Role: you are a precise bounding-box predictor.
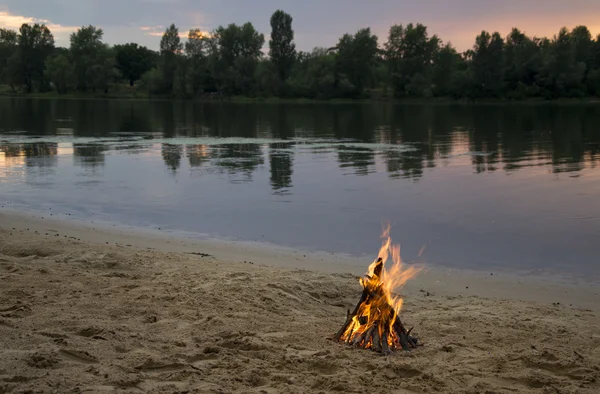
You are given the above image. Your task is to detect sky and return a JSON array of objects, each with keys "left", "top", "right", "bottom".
[{"left": 2, "top": 0, "right": 600, "bottom": 52}]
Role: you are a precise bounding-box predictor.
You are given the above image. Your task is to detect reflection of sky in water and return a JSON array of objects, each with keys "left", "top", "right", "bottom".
[{"left": 1, "top": 101, "right": 600, "bottom": 283}]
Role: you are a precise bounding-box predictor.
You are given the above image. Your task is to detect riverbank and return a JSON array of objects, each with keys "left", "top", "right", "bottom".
[
  {"left": 0, "top": 211, "right": 599, "bottom": 393},
  {"left": 3, "top": 89, "right": 600, "bottom": 105}
]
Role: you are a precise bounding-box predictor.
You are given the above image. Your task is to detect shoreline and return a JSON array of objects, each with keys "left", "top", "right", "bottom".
[
  {"left": 3, "top": 93, "right": 600, "bottom": 105},
  {"left": 1, "top": 209, "right": 598, "bottom": 310},
  {"left": 1, "top": 209, "right": 599, "bottom": 392}
]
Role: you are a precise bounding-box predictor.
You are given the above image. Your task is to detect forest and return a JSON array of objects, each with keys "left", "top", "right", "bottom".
[{"left": 1, "top": 9, "right": 600, "bottom": 100}]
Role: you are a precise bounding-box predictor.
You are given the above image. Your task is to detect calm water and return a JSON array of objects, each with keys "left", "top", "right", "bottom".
[{"left": 1, "top": 98, "right": 599, "bottom": 281}]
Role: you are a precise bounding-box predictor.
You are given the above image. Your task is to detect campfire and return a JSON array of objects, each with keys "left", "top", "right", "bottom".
[{"left": 333, "top": 226, "right": 421, "bottom": 354}]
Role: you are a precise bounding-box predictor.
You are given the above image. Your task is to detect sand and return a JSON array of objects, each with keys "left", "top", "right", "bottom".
[{"left": 0, "top": 211, "right": 599, "bottom": 393}]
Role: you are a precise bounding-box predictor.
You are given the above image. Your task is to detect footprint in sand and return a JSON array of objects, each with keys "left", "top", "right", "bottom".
[
  {"left": 59, "top": 349, "right": 99, "bottom": 364},
  {"left": 186, "top": 353, "right": 219, "bottom": 366},
  {"left": 0, "top": 303, "right": 32, "bottom": 318},
  {"left": 76, "top": 326, "right": 104, "bottom": 338},
  {"left": 134, "top": 359, "right": 185, "bottom": 372},
  {"left": 26, "top": 352, "right": 60, "bottom": 369}
]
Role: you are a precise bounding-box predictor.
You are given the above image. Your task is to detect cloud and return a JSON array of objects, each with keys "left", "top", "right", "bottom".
[{"left": 0, "top": 10, "right": 78, "bottom": 34}]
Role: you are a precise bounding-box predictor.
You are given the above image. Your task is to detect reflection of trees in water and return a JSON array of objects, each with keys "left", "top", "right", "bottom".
[
  {"left": 186, "top": 144, "right": 210, "bottom": 167},
  {"left": 3, "top": 100, "right": 600, "bottom": 179},
  {"left": 211, "top": 144, "right": 264, "bottom": 180},
  {"left": 119, "top": 106, "right": 153, "bottom": 134},
  {"left": 22, "top": 143, "right": 57, "bottom": 161},
  {"left": 269, "top": 143, "right": 294, "bottom": 191},
  {"left": 73, "top": 144, "right": 106, "bottom": 168},
  {"left": 73, "top": 101, "right": 121, "bottom": 136},
  {"left": 0, "top": 100, "right": 54, "bottom": 135},
  {"left": 586, "top": 143, "right": 600, "bottom": 170},
  {"left": 0, "top": 143, "right": 58, "bottom": 173},
  {"left": 166, "top": 143, "right": 265, "bottom": 179},
  {"left": 267, "top": 108, "right": 294, "bottom": 191},
  {"left": 161, "top": 144, "right": 183, "bottom": 173},
  {"left": 4, "top": 143, "right": 58, "bottom": 167},
  {"left": 546, "top": 109, "right": 587, "bottom": 174},
  {"left": 382, "top": 106, "right": 450, "bottom": 179},
  {"left": 1, "top": 143, "right": 25, "bottom": 158},
  {"left": 383, "top": 151, "right": 425, "bottom": 179},
  {"left": 337, "top": 147, "right": 375, "bottom": 176}
]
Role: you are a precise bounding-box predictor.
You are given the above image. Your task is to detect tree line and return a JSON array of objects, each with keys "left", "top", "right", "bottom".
[{"left": 2, "top": 10, "right": 600, "bottom": 100}]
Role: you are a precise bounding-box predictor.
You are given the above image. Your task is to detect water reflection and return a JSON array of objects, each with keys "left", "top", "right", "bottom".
[
  {"left": 2, "top": 99, "right": 600, "bottom": 279},
  {"left": 337, "top": 147, "right": 376, "bottom": 176},
  {"left": 73, "top": 144, "right": 106, "bottom": 168},
  {"left": 1, "top": 99, "right": 600, "bottom": 188},
  {"left": 161, "top": 144, "right": 183, "bottom": 173},
  {"left": 0, "top": 142, "right": 58, "bottom": 168},
  {"left": 212, "top": 144, "right": 264, "bottom": 181},
  {"left": 186, "top": 144, "right": 209, "bottom": 167},
  {"left": 269, "top": 142, "right": 294, "bottom": 192}
]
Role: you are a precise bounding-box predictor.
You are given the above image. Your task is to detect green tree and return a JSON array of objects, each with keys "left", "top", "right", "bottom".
[
  {"left": 140, "top": 67, "right": 163, "bottom": 94},
  {"left": 385, "top": 23, "right": 440, "bottom": 97},
  {"left": 15, "top": 23, "right": 55, "bottom": 92},
  {"left": 587, "top": 68, "right": 600, "bottom": 96},
  {"left": 185, "top": 29, "right": 207, "bottom": 58},
  {"left": 172, "top": 57, "right": 189, "bottom": 98},
  {"left": 255, "top": 59, "right": 280, "bottom": 96},
  {"left": 160, "top": 23, "right": 183, "bottom": 55},
  {"left": 213, "top": 22, "right": 264, "bottom": 95},
  {"left": 45, "top": 53, "right": 75, "bottom": 93},
  {"left": 287, "top": 48, "right": 338, "bottom": 99},
  {"left": 85, "top": 46, "right": 116, "bottom": 93},
  {"left": 0, "top": 29, "right": 17, "bottom": 87},
  {"left": 571, "top": 25, "right": 593, "bottom": 67},
  {"left": 215, "top": 22, "right": 264, "bottom": 65},
  {"left": 202, "top": 34, "right": 221, "bottom": 93},
  {"left": 114, "top": 43, "right": 156, "bottom": 86},
  {"left": 5, "top": 51, "right": 23, "bottom": 92},
  {"left": 159, "top": 23, "right": 183, "bottom": 93},
  {"left": 537, "top": 27, "right": 585, "bottom": 97},
  {"left": 335, "top": 28, "right": 379, "bottom": 97},
  {"left": 570, "top": 25, "right": 595, "bottom": 94},
  {"left": 432, "top": 43, "right": 463, "bottom": 97},
  {"left": 471, "top": 31, "right": 505, "bottom": 97},
  {"left": 503, "top": 28, "right": 541, "bottom": 97},
  {"left": 588, "top": 33, "right": 600, "bottom": 95},
  {"left": 269, "top": 10, "right": 296, "bottom": 82},
  {"left": 185, "top": 29, "right": 210, "bottom": 96},
  {"left": 70, "top": 25, "right": 106, "bottom": 91},
  {"left": 592, "top": 34, "right": 600, "bottom": 70}
]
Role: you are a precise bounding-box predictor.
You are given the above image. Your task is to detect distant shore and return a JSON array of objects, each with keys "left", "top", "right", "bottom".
[
  {"left": 3, "top": 90, "right": 600, "bottom": 105},
  {"left": 0, "top": 208, "right": 598, "bottom": 392}
]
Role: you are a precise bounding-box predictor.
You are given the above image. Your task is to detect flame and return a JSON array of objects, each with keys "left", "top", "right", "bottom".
[{"left": 341, "top": 224, "right": 421, "bottom": 348}]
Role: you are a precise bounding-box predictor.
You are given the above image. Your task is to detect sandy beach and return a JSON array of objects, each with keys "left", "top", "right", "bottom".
[{"left": 1, "top": 211, "right": 599, "bottom": 393}]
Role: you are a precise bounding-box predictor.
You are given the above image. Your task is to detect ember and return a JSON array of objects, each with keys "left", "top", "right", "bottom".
[{"left": 333, "top": 225, "right": 421, "bottom": 354}]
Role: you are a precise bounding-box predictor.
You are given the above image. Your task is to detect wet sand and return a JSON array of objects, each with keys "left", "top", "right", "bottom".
[{"left": 0, "top": 210, "right": 599, "bottom": 393}]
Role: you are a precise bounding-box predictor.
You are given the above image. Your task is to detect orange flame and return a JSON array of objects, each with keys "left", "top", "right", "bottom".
[{"left": 341, "top": 224, "right": 421, "bottom": 347}]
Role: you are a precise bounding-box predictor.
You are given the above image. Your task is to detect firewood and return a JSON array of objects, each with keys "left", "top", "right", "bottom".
[
  {"left": 381, "top": 329, "right": 390, "bottom": 354},
  {"left": 333, "top": 309, "right": 352, "bottom": 341},
  {"left": 360, "top": 325, "right": 376, "bottom": 347},
  {"left": 333, "top": 239, "right": 421, "bottom": 353},
  {"left": 397, "top": 330, "right": 410, "bottom": 351},
  {"left": 371, "top": 327, "right": 381, "bottom": 352},
  {"left": 352, "top": 324, "right": 373, "bottom": 347},
  {"left": 333, "top": 288, "right": 370, "bottom": 341}
]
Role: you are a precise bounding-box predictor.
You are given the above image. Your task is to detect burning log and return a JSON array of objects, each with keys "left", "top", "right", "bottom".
[{"left": 333, "top": 228, "right": 421, "bottom": 353}]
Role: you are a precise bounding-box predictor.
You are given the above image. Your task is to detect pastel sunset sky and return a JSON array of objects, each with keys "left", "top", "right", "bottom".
[{"left": 2, "top": 0, "right": 600, "bottom": 51}]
